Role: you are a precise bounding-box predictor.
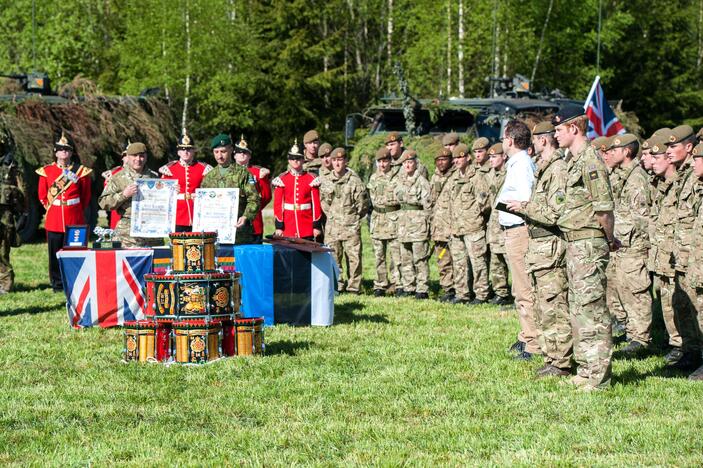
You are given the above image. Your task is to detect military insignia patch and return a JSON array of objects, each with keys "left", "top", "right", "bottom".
[
  {"left": 589, "top": 170, "right": 598, "bottom": 180},
  {"left": 555, "top": 190, "right": 565, "bottom": 204},
  {"left": 248, "top": 175, "right": 256, "bottom": 184}
]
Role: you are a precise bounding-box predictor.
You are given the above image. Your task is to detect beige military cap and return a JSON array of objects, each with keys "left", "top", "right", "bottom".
[
  {"left": 126, "top": 142, "right": 147, "bottom": 155},
  {"left": 607, "top": 133, "right": 638, "bottom": 150},
  {"left": 488, "top": 143, "right": 504, "bottom": 155},
  {"left": 303, "top": 130, "right": 320, "bottom": 144},
  {"left": 665, "top": 125, "right": 695, "bottom": 145},
  {"left": 452, "top": 144, "right": 470, "bottom": 158},
  {"left": 442, "top": 132, "right": 460, "bottom": 146},
  {"left": 435, "top": 148, "right": 452, "bottom": 159},
  {"left": 532, "top": 121, "right": 554, "bottom": 135},
  {"left": 472, "top": 137, "right": 490, "bottom": 151}
]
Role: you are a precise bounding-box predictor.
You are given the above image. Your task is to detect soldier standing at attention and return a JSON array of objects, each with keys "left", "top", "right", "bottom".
[
  {"left": 102, "top": 142, "right": 128, "bottom": 230},
  {"left": 448, "top": 143, "right": 491, "bottom": 304},
  {"left": 368, "top": 147, "right": 401, "bottom": 297},
  {"left": 273, "top": 140, "right": 322, "bottom": 240},
  {"left": 429, "top": 147, "right": 455, "bottom": 302},
  {"left": 302, "top": 130, "right": 322, "bottom": 175},
  {"left": 233, "top": 135, "right": 271, "bottom": 243},
  {"left": 0, "top": 144, "right": 26, "bottom": 294},
  {"left": 318, "top": 143, "right": 333, "bottom": 178},
  {"left": 159, "top": 129, "right": 213, "bottom": 232},
  {"left": 98, "top": 142, "right": 160, "bottom": 248},
  {"left": 553, "top": 106, "right": 617, "bottom": 391},
  {"left": 603, "top": 134, "right": 652, "bottom": 355},
  {"left": 386, "top": 132, "right": 429, "bottom": 179},
  {"left": 473, "top": 137, "right": 492, "bottom": 177},
  {"left": 442, "top": 132, "right": 460, "bottom": 154},
  {"left": 507, "top": 121, "right": 569, "bottom": 375},
  {"left": 394, "top": 150, "right": 432, "bottom": 299},
  {"left": 486, "top": 143, "right": 511, "bottom": 305},
  {"left": 498, "top": 120, "right": 539, "bottom": 360},
  {"left": 320, "top": 147, "right": 369, "bottom": 294},
  {"left": 37, "top": 132, "right": 92, "bottom": 291},
  {"left": 200, "top": 134, "right": 260, "bottom": 245}
]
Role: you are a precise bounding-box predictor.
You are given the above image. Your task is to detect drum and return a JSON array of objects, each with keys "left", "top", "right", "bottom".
[
  {"left": 169, "top": 231, "right": 217, "bottom": 272},
  {"left": 144, "top": 272, "right": 237, "bottom": 321},
  {"left": 123, "top": 320, "right": 157, "bottom": 362},
  {"left": 173, "top": 320, "right": 222, "bottom": 364},
  {"left": 221, "top": 320, "right": 236, "bottom": 357},
  {"left": 234, "top": 317, "right": 265, "bottom": 356},
  {"left": 155, "top": 322, "right": 172, "bottom": 362}
]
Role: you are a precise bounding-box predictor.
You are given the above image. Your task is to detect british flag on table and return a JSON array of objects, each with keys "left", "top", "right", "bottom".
[
  {"left": 57, "top": 249, "right": 153, "bottom": 328},
  {"left": 584, "top": 75, "right": 626, "bottom": 140}
]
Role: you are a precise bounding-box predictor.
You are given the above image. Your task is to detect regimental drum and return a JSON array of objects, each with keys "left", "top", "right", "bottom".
[
  {"left": 123, "top": 320, "right": 157, "bottom": 362},
  {"left": 144, "top": 272, "right": 239, "bottom": 321},
  {"left": 234, "top": 317, "right": 265, "bottom": 356},
  {"left": 169, "top": 231, "right": 217, "bottom": 272},
  {"left": 155, "top": 322, "right": 172, "bottom": 362},
  {"left": 173, "top": 320, "right": 222, "bottom": 363}
]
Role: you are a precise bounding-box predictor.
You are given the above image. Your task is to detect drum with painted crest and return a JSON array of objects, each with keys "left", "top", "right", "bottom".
[
  {"left": 123, "top": 320, "right": 157, "bottom": 362},
  {"left": 173, "top": 320, "right": 222, "bottom": 363},
  {"left": 234, "top": 317, "right": 265, "bottom": 356},
  {"left": 169, "top": 231, "right": 217, "bottom": 273}
]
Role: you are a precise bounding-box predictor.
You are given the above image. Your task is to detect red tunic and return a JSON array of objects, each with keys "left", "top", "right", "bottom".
[
  {"left": 273, "top": 170, "right": 322, "bottom": 238},
  {"left": 102, "top": 165, "right": 124, "bottom": 229},
  {"left": 246, "top": 165, "right": 272, "bottom": 235},
  {"left": 37, "top": 162, "right": 92, "bottom": 233},
  {"left": 159, "top": 160, "right": 213, "bottom": 227}
]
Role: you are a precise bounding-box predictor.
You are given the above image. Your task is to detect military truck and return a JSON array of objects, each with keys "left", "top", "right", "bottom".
[{"left": 0, "top": 72, "right": 177, "bottom": 241}]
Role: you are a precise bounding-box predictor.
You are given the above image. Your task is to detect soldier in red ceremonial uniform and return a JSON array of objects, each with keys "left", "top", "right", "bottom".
[
  {"left": 233, "top": 135, "right": 271, "bottom": 243},
  {"left": 37, "top": 132, "right": 92, "bottom": 291},
  {"left": 159, "top": 129, "right": 213, "bottom": 231},
  {"left": 101, "top": 142, "right": 128, "bottom": 230},
  {"left": 273, "top": 140, "right": 322, "bottom": 240}
]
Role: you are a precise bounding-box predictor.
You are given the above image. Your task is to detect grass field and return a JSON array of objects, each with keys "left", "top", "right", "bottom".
[{"left": 2, "top": 225, "right": 703, "bottom": 465}]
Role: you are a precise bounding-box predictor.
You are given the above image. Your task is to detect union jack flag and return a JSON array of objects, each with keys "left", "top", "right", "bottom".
[
  {"left": 584, "top": 75, "right": 626, "bottom": 139},
  {"left": 57, "top": 249, "right": 153, "bottom": 328}
]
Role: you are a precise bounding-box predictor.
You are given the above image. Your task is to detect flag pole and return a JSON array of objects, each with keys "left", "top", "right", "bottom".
[
  {"left": 596, "top": 0, "right": 602, "bottom": 75},
  {"left": 584, "top": 75, "right": 600, "bottom": 111}
]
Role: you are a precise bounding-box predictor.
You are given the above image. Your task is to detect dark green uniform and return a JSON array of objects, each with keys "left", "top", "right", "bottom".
[{"left": 0, "top": 154, "right": 25, "bottom": 293}]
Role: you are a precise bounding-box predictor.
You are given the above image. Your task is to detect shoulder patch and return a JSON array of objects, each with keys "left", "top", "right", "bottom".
[
  {"left": 310, "top": 176, "right": 321, "bottom": 187},
  {"left": 201, "top": 163, "right": 213, "bottom": 175},
  {"left": 589, "top": 170, "right": 599, "bottom": 180},
  {"left": 35, "top": 167, "right": 47, "bottom": 177},
  {"left": 248, "top": 174, "right": 256, "bottom": 184},
  {"left": 555, "top": 190, "right": 565, "bottom": 204},
  {"left": 101, "top": 169, "right": 113, "bottom": 180}
]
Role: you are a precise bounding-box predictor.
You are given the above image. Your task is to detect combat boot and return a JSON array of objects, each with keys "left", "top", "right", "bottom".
[
  {"left": 513, "top": 351, "right": 534, "bottom": 361},
  {"left": 536, "top": 364, "right": 570, "bottom": 378},
  {"left": 667, "top": 351, "right": 701, "bottom": 371},
  {"left": 373, "top": 289, "right": 385, "bottom": 297},
  {"left": 469, "top": 298, "right": 488, "bottom": 305},
  {"left": 450, "top": 297, "right": 469, "bottom": 305},
  {"left": 489, "top": 295, "right": 512, "bottom": 305},
  {"left": 688, "top": 364, "right": 703, "bottom": 381},
  {"left": 415, "top": 292, "right": 429, "bottom": 300},
  {"left": 439, "top": 291, "right": 455, "bottom": 303},
  {"left": 664, "top": 347, "right": 684, "bottom": 365},
  {"left": 508, "top": 340, "right": 525, "bottom": 354},
  {"left": 620, "top": 341, "right": 648, "bottom": 356}
]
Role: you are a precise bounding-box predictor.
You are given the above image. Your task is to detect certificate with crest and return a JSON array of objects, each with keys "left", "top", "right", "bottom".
[
  {"left": 193, "top": 188, "right": 240, "bottom": 244},
  {"left": 130, "top": 179, "right": 178, "bottom": 237}
]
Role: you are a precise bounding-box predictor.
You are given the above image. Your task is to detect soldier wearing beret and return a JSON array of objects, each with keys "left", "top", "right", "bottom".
[
  {"left": 367, "top": 147, "right": 402, "bottom": 296},
  {"left": 442, "top": 132, "right": 460, "bottom": 153},
  {"left": 159, "top": 129, "right": 213, "bottom": 232},
  {"left": 385, "top": 132, "right": 429, "bottom": 180},
  {"left": 200, "top": 134, "right": 261, "bottom": 244},
  {"left": 318, "top": 143, "right": 333, "bottom": 178},
  {"left": 302, "top": 129, "right": 322, "bottom": 174},
  {"left": 447, "top": 143, "right": 491, "bottom": 304},
  {"left": 38, "top": 132, "right": 92, "bottom": 291},
  {"left": 233, "top": 135, "right": 271, "bottom": 243},
  {"left": 320, "top": 147, "right": 369, "bottom": 294},
  {"left": 485, "top": 143, "right": 511, "bottom": 305},
  {"left": 102, "top": 141, "right": 128, "bottom": 230},
  {"left": 552, "top": 106, "right": 617, "bottom": 390},
  {"left": 99, "top": 142, "right": 160, "bottom": 248},
  {"left": 429, "top": 147, "right": 455, "bottom": 302}
]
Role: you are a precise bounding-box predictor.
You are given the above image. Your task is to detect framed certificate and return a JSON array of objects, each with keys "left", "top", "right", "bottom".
[
  {"left": 130, "top": 179, "right": 178, "bottom": 238},
  {"left": 192, "top": 188, "right": 240, "bottom": 244}
]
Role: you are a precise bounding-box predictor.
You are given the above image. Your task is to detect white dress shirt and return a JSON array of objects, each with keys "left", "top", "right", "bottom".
[{"left": 498, "top": 149, "right": 536, "bottom": 226}]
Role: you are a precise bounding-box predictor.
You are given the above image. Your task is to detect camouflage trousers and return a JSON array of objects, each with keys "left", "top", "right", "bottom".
[
  {"left": 450, "top": 231, "right": 489, "bottom": 301},
  {"left": 531, "top": 266, "right": 572, "bottom": 369},
  {"left": 608, "top": 252, "right": 653, "bottom": 345},
  {"left": 656, "top": 275, "right": 682, "bottom": 348},
  {"left": 673, "top": 272, "right": 702, "bottom": 352},
  {"left": 489, "top": 248, "right": 510, "bottom": 298},
  {"left": 371, "top": 237, "right": 401, "bottom": 291},
  {"left": 0, "top": 225, "right": 13, "bottom": 293},
  {"left": 330, "top": 235, "right": 363, "bottom": 293},
  {"left": 679, "top": 280, "right": 703, "bottom": 347},
  {"left": 433, "top": 240, "right": 453, "bottom": 293},
  {"left": 566, "top": 238, "right": 612, "bottom": 389},
  {"left": 400, "top": 241, "right": 430, "bottom": 294}
]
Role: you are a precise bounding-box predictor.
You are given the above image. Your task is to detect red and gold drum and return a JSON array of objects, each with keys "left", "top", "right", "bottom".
[
  {"left": 155, "top": 322, "right": 172, "bottom": 362},
  {"left": 234, "top": 317, "right": 265, "bottom": 356},
  {"left": 169, "top": 231, "right": 217, "bottom": 272},
  {"left": 123, "top": 320, "right": 157, "bottom": 362},
  {"left": 173, "top": 320, "right": 222, "bottom": 364}
]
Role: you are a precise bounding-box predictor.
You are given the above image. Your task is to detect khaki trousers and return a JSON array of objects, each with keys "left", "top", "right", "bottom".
[{"left": 504, "top": 225, "right": 539, "bottom": 354}]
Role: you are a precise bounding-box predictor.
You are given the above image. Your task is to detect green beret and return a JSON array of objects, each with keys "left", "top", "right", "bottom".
[
  {"left": 552, "top": 105, "right": 585, "bottom": 126},
  {"left": 211, "top": 133, "right": 232, "bottom": 149},
  {"left": 126, "top": 142, "right": 147, "bottom": 155},
  {"left": 442, "top": 132, "right": 460, "bottom": 146},
  {"left": 435, "top": 148, "right": 452, "bottom": 159},
  {"left": 607, "top": 133, "right": 638, "bottom": 150},
  {"left": 665, "top": 125, "right": 694, "bottom": 145},
  {"left": 385, "top": 132, "right": 402, "bottom": 144},
  {"left": 375, "top": 147, "right": 391, "bottom": 160},
  {"left": 532, "top": 121, "right": 554, "bottom": 135},
  {"left": 452, "top": 144, "right": 469, "bottom": 159},
  {"left": 472, "top": 137, "right": 490, "bottom": 151},
  {"left": 488, "top": 143, "right": 504, "bottom": 155}
]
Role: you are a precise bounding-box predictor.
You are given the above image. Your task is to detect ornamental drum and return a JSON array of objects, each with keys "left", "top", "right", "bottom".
[
  {"left": 234, "top": 317, "right": 265, "bottom": 356},
  {"left": 123, "top": 320, "right": 157, "bottom": 362},
  {"left": 169, "top": 231, "right": 217, "bottom": 273},
  {"left": 173, "top": 320, "right": 222, "bottom": 364}
]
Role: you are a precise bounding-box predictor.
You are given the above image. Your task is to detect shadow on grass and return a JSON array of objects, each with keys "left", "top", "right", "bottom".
[
  {"left": 266, "top": 339, "right": 312, "bottom": 356},
  {"left": 0, "top": 303, "right": 61, "bottom": 317},
  {"left": 11, "top": 282, "right": 53, "bottom": 293},
  {"left": 616, "top": 363, "right": 691, "bottom": 385},
  {"left": 335, "top": 301, "right": 389, "bottom": 324}
]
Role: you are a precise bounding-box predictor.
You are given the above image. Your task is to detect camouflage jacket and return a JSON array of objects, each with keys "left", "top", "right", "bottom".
[
  {"left": 448, "top": 166, "right": 490, "bottom": 236},
  {"left": 686, "top": 181, "right": 703, "bottom": 288},
  {"left": 486, "top": 167, "right": 506, "bottom": 251},
  {"left": 367, "top": 168, "right": 399, "bottom": 240},
  {"left": 319, "top": 169, "right": 369, "bottom": 241},
  {"left": 613, "top": 159, "right": 651, "bottom": 253},
  {"left": 646, "top": 174, "right": 660, "bottom": 271},
  {"left": 394, "top": 171, "right": 431, "bottom": 242},
  {"left": 652, "top": 173, "right": 679, "bottom": 277},
  {"left": 391, "top": 156, "right": 429, "bottom": 180},
  {"left": 303, "top": 158, "right": 323, "bottom": 175},
  {"left": 557, "top": 144, "right": 614, "bottom": 233},
  {"left": 673, "top": 159, "right": 703, "bottom": 273},
  {"left": 200, "top": 164, "right": 260, "bottom": 222},
  {"left": 0, "top": 159, "right": 26, "bottom": 226},
  {"left": 429, "top": 166, "right": 455, "bottom": 242}
]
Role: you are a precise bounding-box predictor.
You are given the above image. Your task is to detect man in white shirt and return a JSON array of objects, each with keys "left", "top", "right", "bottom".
[{"left": 498, "top": 120, "right": 539, "bottom": 360}]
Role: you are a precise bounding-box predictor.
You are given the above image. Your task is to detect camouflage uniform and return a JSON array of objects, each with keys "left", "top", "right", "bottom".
[
  {"left": 201, "top": 163, "right": 261, "bottom": 245},
  {"left": 320, "top": 169, "right": 369, "bottom": 293},
  {"left": 486, "top": 167, "right": 510, "bottom": 299},
  {"left": 609, "top": 159, "right": 652, "bottom": 345},
  {"left": 512, "top": 149, "right": 570, "bottom": 369},
  {"left": 605, "top": 168, "right": 626, "bottom": 333},
  {"left": 0, "top": 155, "right": 25, "bottom": 293},
  {"left": 429, "top": 166, "right": 455, "bottom": 295},
  {"left": 684, "top": 182, "right": 703, "bottom": 353},
  {"left": 391, "top": 156, "right": 429, "bottom": 180},
  {"left": 448, "top": 166, "right": 491, "bottom": 301},
  {"left": 394, "top": 170, "right": 431, "bottom": 294},
  {"left": 367, "top": 168, "right": 401, "bottom": 291},
  {"left": 557, "top": 144, "right": 614, "bottom": 389},
  {"left": 99, "top": 165, "right": 162, "bottom": 248}
]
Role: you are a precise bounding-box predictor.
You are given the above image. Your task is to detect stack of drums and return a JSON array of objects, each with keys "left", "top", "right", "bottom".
[{"left": 123, "top": 231, "right": 264, "bottom": 364}]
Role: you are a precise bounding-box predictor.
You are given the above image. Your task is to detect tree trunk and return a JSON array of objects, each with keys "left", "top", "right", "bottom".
[
  {"left": 531, "top": 0, "right": 554, "bottom": 83},
  {"left": 387, "top": 0, "right": 393, "bottom": 92},
  {"left": 458, "top": 0, "right": 464, "bottom": 98},
  {"left": 181, "top": 0, "right": 191, "bottom": 132},
  {"left": 447, "top": 0, "right": 452, "bottom": 97}
]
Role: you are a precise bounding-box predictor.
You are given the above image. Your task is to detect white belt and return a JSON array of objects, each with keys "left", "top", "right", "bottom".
[
  {"left": 176, "top": 193, "right": 193, "bottom": 200},
  {"left": 52, "top": 198, "right": 80, "bottom": 206},
  {"left": 284, "top": 203, "right": 312, "bottom": 211}
]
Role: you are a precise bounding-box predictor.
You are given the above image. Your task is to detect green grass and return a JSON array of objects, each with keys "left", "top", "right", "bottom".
[{"left": 1, "top": 226, "right": 703, "bottom": 465}]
